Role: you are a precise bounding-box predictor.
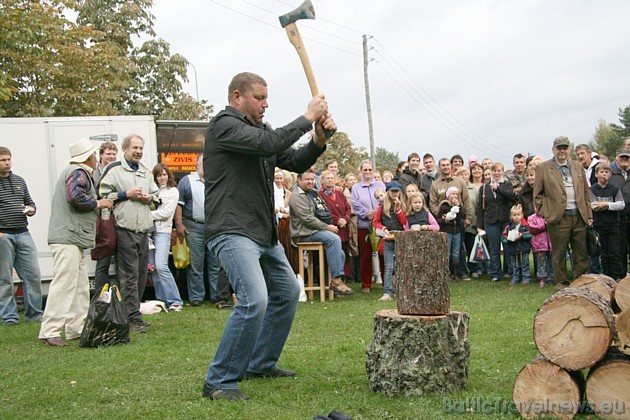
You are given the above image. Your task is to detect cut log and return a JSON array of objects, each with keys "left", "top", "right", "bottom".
[
  {"left": 366, "top": 309, "right": 469, "bottom": 396},
  {"left": 394, "top": 230, "right": 450, "bottom": 315},
  {"left": 585, "top": 351, "right": 630, "bottom": 419},
  {"left": 569, "top": 273, "right": 617, "bottom": 306},
  {"left": 615, "top": 276, "right": 630, "bottom": 311},
  {"left": 512, "top": 355, "right": 584, "bottom": 419},
  {"left": 613, "top": 310, "right": 630, "bottom": 356},
  {"left": 533, "top": 288, "right": 614, "bottom": 370}
]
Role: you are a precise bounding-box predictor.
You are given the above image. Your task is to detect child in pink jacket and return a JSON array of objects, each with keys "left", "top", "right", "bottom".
[{"left": 527, "top": 213, "right": 553, "bottom": 288}]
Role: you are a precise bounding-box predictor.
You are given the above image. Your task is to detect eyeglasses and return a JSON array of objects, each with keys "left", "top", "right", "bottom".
[{"left": 362, "top": 169, "right": 373, "bottom": 172}]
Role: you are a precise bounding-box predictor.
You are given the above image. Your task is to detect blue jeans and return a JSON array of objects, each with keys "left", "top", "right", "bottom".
[
  {"left": 150, "top": 232, "right": 183, "bottom": 307},
  {"left": 509, "top": 252, "right": 531, "bottom": 283},
  {"left": 184, "top": 221, "right": 209, "bottom": 302},
  {"left": 0, "top": 231, "right": 43, "bottom": 322},
  {"left": 446, "top": 232, "right": 461, "bottom": 264},
  {"left": 300, "top": 230, "right": 345, "bottom": 278},
  {"left": 485, "top": 222, "right": 507, "bottom": 278},
  {"left": 383, "top": 240, "right": 395, "bottom": 295},
  {"left": 205, "top": 234, "right": 300, "bottom": 389}
]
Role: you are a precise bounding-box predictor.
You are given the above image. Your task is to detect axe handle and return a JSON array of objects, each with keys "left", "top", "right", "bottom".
[{"left": 284, "top": 22, "right": 320, "bottom": 97}]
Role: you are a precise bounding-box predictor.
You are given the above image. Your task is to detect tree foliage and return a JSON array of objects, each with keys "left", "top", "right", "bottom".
[
  {"left": 611, "top": 105, "right": 630, "bottom": 139},
  {"left": 0, "top": 0, "right": 210, "bottom": 119},
  {"left": 374, "top": 146, "right": 400, "bottom": 174},
  {"left": 592, "top": 105, "right": 630, "bottom": 159},
  {"left": 316, "top": 131, "right": 368, "bottom": 176}
]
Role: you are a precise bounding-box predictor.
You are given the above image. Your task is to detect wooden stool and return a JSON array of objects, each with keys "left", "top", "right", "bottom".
[{"left": 297, "top": 242, "right": 334, "bottom": 302}]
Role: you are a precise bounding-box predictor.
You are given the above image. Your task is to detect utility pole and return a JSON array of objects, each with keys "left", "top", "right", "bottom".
[{"left": 363, "top": 34, "right": 376, "bottom": 169}]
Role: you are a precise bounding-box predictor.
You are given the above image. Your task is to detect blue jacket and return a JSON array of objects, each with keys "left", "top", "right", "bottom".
[{"left": 501, "top": 218, "right": 532, "bottom": 255}]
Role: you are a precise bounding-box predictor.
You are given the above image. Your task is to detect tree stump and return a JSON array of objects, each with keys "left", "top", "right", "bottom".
[
  {"left": 512, "top": 355, "right": 584, "bottom": 419},
  {"left": 613, "top": 310, "right": 630, "bottom": 356},
  {"left": 585, "top": 351, "right": 630, "bottom": 419},
  {"left": 395, "top": 231, "right": 450, "bottom": 315},
  {"left": 615, "top": 276, "right": 630, "bottom": 311},
  {"left": 533, "top": 288, "right": 614, "bottom": 370},
  {"left": 366, "top": 309, "right": 470, "bottom": 396},
  {"left": 570, "top": 273, "right": 617, "bottom": 306}
]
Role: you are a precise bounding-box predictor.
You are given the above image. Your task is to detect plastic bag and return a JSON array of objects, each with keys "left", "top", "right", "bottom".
[
  {"left": 367, "top": 227, "right": 382, "bottom": 253},
  {"left": 469, "top": 233, "right": 490, "bottom": 262},
  {"left": 173, "top": 237, "right": 190, "bottom": 269},
  {"left": 80, "top": 284, "right": 130, "bottom": 348},
  {"left": 586, "top": 226, "right": 601, "bottom": 257}
]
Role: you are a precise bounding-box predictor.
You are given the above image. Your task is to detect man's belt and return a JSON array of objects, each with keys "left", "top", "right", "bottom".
[
  {"left": 184, "top": 217, "right": 205, "bottom": 224},
  {"left": 563, "top": 209, "right": 579, "bottom": 216}
]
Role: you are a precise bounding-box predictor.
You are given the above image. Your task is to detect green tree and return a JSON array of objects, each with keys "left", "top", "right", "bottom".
[
  {"left": 317, "top": 131, "right": 368, "bottom": 176},
  {"left": 159, "top": 92, "right": 213, "bottom": 121},
  {"left": 0, "top": 0, "right": 130, "bottom": 117},
  {"left": 611, "top": 105, "right": 630, "bottom": 139},
  {"left": 374, "top": 147, "right": 400, "bottom": 174},
  {"left": 592, "top": 119, "right": 621, "bottom": 159}
]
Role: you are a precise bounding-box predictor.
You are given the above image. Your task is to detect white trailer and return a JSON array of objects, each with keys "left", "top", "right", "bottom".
[{"left": 0, "top": 116, "right": 159, "bottom": 294}]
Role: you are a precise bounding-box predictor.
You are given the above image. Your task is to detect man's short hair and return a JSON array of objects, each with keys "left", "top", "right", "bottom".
[
  {"left": 438, "top": 157, "right": 450, "bottom": 165},
  {"left": 324, "top": 159, "right": 337, "bottom": 169},
  {"left": 0, "top": 146, "right": 11, "bottom": 157},
  {"left": 575, "top": 144, "right": 591, "bottom": 153},
  {"left": 407, "top": 152, "right": 420, "bottom": 162},
  {"left": 228, "top": 72, "right": 267, "bottom": 102},
  {"left": 423, "top": 153, "right": 434, "bottom": 162},
  {"left": 513, "top": 153, "right": 525, "bottom": 161},
  {"left": 121, "top": 134, "right": 144, "bottom": 149},
  {"left": 297, "top": 169, "right": 315, "bottom": 179},
  {"left": 99, "top": 141, "right": 118, "bottom": 157}
]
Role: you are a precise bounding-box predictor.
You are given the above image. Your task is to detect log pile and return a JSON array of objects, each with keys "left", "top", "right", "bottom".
[
  {"left": 366, "top": 231, "right": 470, "bottom": 396},
  {"left": 513, "top": 274, "right": 630, "bottom": 419}
]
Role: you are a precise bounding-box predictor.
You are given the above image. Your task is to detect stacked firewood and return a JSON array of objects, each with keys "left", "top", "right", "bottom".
[{"left": 512, "top": 274, "right": 630, "bottom": 419}]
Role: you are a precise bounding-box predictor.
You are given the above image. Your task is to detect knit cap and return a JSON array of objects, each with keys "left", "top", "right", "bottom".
[{"left": 445, "top": 186, "right": 459, "bottom": 199}]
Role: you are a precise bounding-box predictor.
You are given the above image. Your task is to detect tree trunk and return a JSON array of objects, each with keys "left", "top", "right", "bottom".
[
  {"left": 533, "top": 288, "right": 614, "bottom": 371},
  {"left": 569, "top": 273, "right": 617, "bottom": 307},
  {"left": 366, "top": 309, "right": 470, "bottom": 396},
  {"left": 613, "top": 310, "right": 630, "bottom": 356},
  {"left": 512, "top": 354, "right": 584, "bottom": 419},
  {"left": 615, "top": 276, "right": 630, "bottom": 311},
  {"left": 395, "top": 231, "right": 450, "bottom": 315},
  {"left": 585, "top": 350, "right": 630, "bottom": 419}
]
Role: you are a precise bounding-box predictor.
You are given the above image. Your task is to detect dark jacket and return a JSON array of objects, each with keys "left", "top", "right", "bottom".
[
  {"left": 590, "top": 182, "right": 624, "bottom": 227},
  {"left": 399, "top": 168, "right": 422, "bottom": 192},
  {"left": 501, "top": 218, "right": 532, "bottom": 255},
  {"left": 610, "top": 167, "right": 630, "bottom": 222},
  {"left": 204, "top": 106, "right": 323, "bottom": 246},
  {"left": 517, "top": 182, "right": 535, "bottom": 219},
  {"left": 437, "top": 200, "right": 465, "bottom": 234},
  {"left": 476, "top": 180, "right": 514, "bottom": 228}
]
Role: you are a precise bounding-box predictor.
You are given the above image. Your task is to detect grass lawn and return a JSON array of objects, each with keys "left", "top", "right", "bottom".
[{"left": 1, "top": 276, "right": 556, "bottom": 419}]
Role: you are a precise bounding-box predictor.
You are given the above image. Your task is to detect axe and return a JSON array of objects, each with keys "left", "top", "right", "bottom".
[{"left": 279, "top": 0, "right": 335, "bottom": 138}]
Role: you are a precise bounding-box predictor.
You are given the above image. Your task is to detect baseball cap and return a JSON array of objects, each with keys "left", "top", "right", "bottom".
[
  {"left": 553, "top": 136, "right": 571, "bottom": 148},
  {"left": 616, "top": 149, "right": 630, "bottom": 158}
]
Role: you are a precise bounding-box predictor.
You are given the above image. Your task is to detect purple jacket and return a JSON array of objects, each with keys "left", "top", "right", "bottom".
[
  {"left": 351, "top": 179, "right": 386, "bottom": 229},
  {"left": 527, "top": 213, "right": 552, "bottom": 253}
]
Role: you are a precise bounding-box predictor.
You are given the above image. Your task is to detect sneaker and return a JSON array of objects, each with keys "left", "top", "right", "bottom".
[
  {"left": 461, "top": 275, "right": 471, "bottom": 281},
  {"left": 130, "top": 323, "right": 147, "bottom": 334},
  {"left": 522, "top": 280, "right": 530, "bottom": 285},
  {"left": 168, "top": 304, "right": 183, "bottom": 312},
  {"left": 202, "top": 383, "right": 249, "bottom": 401},
  {"left": 4, "top": 319, "right": 19, "bottom": 326},
  {"left": 330, "top": 280, "right": 353, "bottom": 295},
  {"left": 491, "top": 277, "right": 500, "bottom": 282},
  {"left": 471, "top": 272, "right": 480, "bottom": 278},
  {"left": 378, "top": 294, "right": 392, "bottom": 302}
]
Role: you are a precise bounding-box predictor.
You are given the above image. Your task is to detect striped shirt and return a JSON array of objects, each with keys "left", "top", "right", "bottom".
[{"left": 0, "top": 172, "right": 36, "bottom": 234}]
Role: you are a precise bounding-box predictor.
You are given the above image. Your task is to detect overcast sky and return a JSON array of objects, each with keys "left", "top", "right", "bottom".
[{"left": 151, "top": 0, "right": 630, "bottom": 166}]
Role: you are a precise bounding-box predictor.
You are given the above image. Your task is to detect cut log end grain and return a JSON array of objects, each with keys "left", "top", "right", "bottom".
[
  {"left": 613, "top": 310, "right": 630, "bottom": 356},
  {"left": 570, "top": 273, "right": 617, "bottom": 306},
  {"left": 513, "top": 355, "right": 583, "bottom": 419},
  {"left": 615, "top": 276, "right": 630, "bottom": 311},
  {"left": 533, "top": 288, "right": 614, "bottom": 371},
  {"left": 586, "top": 352, "right": 630, "bottom": 419}
]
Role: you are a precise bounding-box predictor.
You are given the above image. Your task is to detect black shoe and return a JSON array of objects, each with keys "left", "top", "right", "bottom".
[
  {"left": 214, "top": 301, "right": 232, "bottom": 310},
  {"left": 130, "top": 323, "right": 147, "bottom": 333},
  {"left": 202, "top": 383, "right": 249, "bottom": 401},
  {"left": 141, "top": 320, "right": 152, "bottom": 327},
  {"left": 245, "top": 367, "right": 296, "bottom": 379},
  {"left": 190, "top": 300, "right": 203, "bottom": 307}
]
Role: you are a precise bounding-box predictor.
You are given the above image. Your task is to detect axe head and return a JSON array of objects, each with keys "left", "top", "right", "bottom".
[{"left": 279, "top": 0, "right": 315, "bottom": 28}]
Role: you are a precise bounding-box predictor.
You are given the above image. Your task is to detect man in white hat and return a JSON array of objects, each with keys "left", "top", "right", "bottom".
[{"left": 38, "top": 138, "right": 113, "bottom": 346}]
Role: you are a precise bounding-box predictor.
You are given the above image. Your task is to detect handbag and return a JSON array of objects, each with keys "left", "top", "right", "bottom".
[
  {"left": 90, "top": 210, "right": 116, "bottom": 260},
  {"left": 172, "top": 237, "right": 191, "bottom": 269},
  {"left": 80, "top": 284, "right": 130, "bottom": 348},
  {"left": 586, "top": 225, "right": 601, "bottom": 257},
  {"left": 469, "top": 233, "right": 490, "bottom": 262},
  {"left": 309, "top": 191, "right": 333, "bottom": 224}
]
